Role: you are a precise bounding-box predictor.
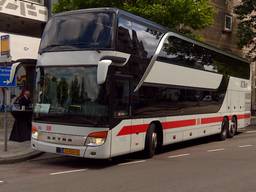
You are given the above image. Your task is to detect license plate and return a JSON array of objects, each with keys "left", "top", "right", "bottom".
[{"left": 56, "top": 147, "right": 80, "bottom": 156}]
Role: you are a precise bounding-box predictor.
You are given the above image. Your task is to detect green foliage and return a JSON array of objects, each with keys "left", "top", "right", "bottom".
[
  {"left": 235, "top": 0, "right": 256, "bottom": 60},
  {"left": 53, "top": 0, "right": 214, "bottom": 36}
]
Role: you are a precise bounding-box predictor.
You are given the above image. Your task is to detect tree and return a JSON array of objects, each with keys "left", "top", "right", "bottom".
[
  {"left": 53, "top": 0, "right": 214, "bottom": 36},
  {"left": 70, "top": 76, "right": 80, "bottom": 104},
  {"left": 235, "top": 0, "right": 256, "bottom": 60}
]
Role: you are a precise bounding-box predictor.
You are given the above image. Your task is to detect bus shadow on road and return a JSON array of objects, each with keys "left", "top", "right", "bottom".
[
  {"left": 158, "top": 131, "right": 244, "bottom": 155},
  {"left": 31, "top": 152, "right": 147, "bottom": 170},
  {"left": 159, "top": 134, "right": 221, "bottom": 154}
]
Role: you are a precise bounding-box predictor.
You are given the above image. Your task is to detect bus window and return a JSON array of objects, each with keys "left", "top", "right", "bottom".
[
  {"left": 117, "top": 17, "right": 133, "bottom": 53},
  {"left": 131, "top": 22, "right": 160, "bottom": 59},
  {"left": 158, "top": 36, "right": 250, "bottom": 79},
  {"left": 39, "top": 12, "right": 114, "bottom": 53},
  {"left": 112, "top": 78, "right": 130, "bottom": 117}
]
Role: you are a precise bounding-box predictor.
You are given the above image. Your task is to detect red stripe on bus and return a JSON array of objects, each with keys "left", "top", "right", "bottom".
[
  {"left": 162, "top": 119, "right": 196, "bottom": 129},
  {"left": 201, "top": 116, "right": 223, "bottom": 124},
  {"left": 237, "top": 113, "right": 251, "bottom": 119},
  {"left": 117, "top": 124, "right": 148, "bottom": 136},
  {"left": 117, "top": 113, "right": 251, "bottom": 136}
]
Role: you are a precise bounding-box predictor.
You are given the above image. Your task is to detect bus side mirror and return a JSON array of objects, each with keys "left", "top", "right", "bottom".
[
  {"left": 100, "top": 56, "right": 127, "bottom": 66},
  {"left": 6, "top": 62, "right": 21, "bottom": 85},
  {"left": 97, "top": 59, "right": 112, "bottom": 84}
]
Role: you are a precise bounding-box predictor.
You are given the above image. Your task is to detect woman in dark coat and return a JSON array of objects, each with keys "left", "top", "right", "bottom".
[{"left": 9, "top": 90, "right": 32, "bottom": 142}]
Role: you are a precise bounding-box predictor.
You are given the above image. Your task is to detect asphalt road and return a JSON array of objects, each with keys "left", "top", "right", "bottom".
[{"left": 0, "top": 127, "right": 256, "bottom": 192}]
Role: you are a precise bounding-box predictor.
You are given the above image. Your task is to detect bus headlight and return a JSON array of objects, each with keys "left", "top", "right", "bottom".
[
  {"left": 85, "top": 131, "right": 108, "bottom": 147},
  {"left": 32, "top": 126, "right": 39, "bottom": 140}
]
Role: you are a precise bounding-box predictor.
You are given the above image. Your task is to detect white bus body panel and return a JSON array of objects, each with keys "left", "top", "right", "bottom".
[
  {"left": 144, "top": 61, "right": 223, "bottom": 89},
  {"left": 37, "top": 51, "right": 130, "bottom": 67},
  {"left": 110, "top": 119, "right": 132, "bottom": 157}
]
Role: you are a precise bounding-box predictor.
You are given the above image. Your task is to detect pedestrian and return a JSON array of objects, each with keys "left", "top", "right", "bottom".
[{"left": 9, "top": 90, "right": 32, "bottom": 142}]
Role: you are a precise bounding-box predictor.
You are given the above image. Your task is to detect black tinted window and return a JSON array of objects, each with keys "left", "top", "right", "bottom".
[
  {"left": 133, "top": 78, "right": 228, "bottom": 117},
  {"left": 117, "top": 17, "right": 133, "bottom": 53},
  {"left": 40, "top": 12, "right": 114, "bottom": 53},
  {"left": 132, "top": 22, "right": 162, "bottom": 58},
  {"left": 158, "top": 36, "right": 250, "bottom": 79},
  {"left": 117, "top": 17, "right": 162, "bottom": 58}
]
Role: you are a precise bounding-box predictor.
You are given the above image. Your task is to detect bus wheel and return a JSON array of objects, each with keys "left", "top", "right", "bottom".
[
  {"left": 233, "top": 116, "right": 238, "bottom": 135},
  {"left": 227, "top": 117, "right": 236, "bottom": 138},
  {"left": 144, "top": 124, "right": 157, "bottom": 158},
  {"left": 219, "top": 118, "right": 228, "bottom": 141}
]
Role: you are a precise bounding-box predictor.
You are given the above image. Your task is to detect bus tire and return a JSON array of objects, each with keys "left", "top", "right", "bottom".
[
  {"left": 233, "top": 116, "right": 238, "bottom": 135},
  {"left": 144, "top": 124, "right": 157, "bottom": 158},
  {"left": 227, "top": 116, "right": 236, "bottom": 138},
  {"left": 219, "top": 118, "right": 228, "bottom": 141}
]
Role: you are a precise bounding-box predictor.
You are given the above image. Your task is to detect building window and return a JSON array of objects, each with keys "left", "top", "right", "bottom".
[
  {"left": 25, "top": 0, "right": 45, "bottom": 5},
  {"left": 224, "top": 14, "right": 233, "bottom": 32}
]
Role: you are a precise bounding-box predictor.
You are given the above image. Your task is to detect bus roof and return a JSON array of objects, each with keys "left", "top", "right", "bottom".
[{"left": 53, "top": 7, "right": 249, "bottom": 64}]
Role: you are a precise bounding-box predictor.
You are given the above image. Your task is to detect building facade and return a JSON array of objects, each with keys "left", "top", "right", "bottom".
[
  {"left": 0, "top": 0, "right": 48, "bottom": 105},
  {"left": 0, "top": 0, "right": 48, "bottom": 131},
  {"left": 199, "top": 0, "right": 241, "bottom": 55}
]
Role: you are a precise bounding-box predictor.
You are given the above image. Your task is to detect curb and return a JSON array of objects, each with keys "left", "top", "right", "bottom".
[{"left": 0, "top": 151, "right": 44, "bottom": 164}]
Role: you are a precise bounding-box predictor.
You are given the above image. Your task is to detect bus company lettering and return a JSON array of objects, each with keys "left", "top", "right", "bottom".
[{"left": 46, "top": 125, "right": 52, "bottom": 132}]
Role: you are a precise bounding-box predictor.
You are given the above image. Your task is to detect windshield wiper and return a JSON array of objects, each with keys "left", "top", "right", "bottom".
[{"left": 39, "top": 44, "right": 65, "bottom": 54}]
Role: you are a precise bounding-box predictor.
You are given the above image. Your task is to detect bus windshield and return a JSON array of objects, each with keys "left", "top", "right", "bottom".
[
  {"left": 39, "top": 12, "right": 115, "bottom": 53},
  {"left": 34, "top": 66, "right": 109, "bottom": 126}
]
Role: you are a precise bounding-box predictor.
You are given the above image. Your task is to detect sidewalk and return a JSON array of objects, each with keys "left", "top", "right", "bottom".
[{"left": 0, "top": 128, "right": 42, "bottom": 164}]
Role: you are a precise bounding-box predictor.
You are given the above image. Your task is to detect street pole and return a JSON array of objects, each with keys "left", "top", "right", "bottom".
[{"left": 3, "top": 88, "right": 7, "bottom": 152}]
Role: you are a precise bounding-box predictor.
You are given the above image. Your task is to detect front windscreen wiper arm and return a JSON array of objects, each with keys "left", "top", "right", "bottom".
[{"left": 39, "top": 44, "right": 64, "bottom": 54}]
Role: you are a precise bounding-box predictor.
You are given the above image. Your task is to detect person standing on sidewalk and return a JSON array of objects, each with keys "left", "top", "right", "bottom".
[{"left": 9, "top": 90, "right": 32, "bottom": 142}]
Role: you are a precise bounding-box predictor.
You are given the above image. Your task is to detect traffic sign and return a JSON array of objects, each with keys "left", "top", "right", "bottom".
[{"left": 0, "top": 67, "right": 16, "bottom": 87}]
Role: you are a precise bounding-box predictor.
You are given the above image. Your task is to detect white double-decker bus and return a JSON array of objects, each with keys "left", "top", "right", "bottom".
[{"left": 31, "top": 8, "right": 251, "bottom": 159}]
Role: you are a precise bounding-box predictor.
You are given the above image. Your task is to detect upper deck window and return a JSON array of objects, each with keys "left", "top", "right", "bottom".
[
  {"left": 39, "top": 12, "right": 115, "bottom": 53},
  {"left": 158, "top": 36, "right": 250, "bottom": 79}
]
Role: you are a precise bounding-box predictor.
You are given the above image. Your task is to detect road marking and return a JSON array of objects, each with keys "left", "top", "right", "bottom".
[
  {"left": 50, "top": 169, "right": 87, "bottom": 176},
  {"left": 0, "top": 181, "right": 4, "bottom": 183},
  {"left": 207, "top": 148, "right": 225, "bottom": 152},
  {"left": 118, "top": 160, "right": 146, "bottom": 166},
  {"left": 239, "top": 144, "right": 253, "bottom": 148},
  {"left": 168, "top": 153, "right": 190, "bottom": 159},
  {"left": 246, "top": 130, "right": 256, "bottom": 134}
]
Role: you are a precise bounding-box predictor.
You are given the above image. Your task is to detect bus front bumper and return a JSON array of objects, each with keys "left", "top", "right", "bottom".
[{"left": 31, "top": 139, "right": 111, "bottom": 159}]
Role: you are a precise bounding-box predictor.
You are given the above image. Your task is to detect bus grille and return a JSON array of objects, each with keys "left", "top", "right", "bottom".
[{"left": 38, "top": 132, "right": 86, "bottom": 146}]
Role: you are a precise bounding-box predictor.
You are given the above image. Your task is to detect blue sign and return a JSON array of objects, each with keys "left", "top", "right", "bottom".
[{"left": 0, "top": 67, "right": 16, "bottom": 87}]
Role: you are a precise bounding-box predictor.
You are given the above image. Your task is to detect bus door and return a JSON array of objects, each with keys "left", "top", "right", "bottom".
[
  {"left": 130, "top": 86, "right": 145, "bottom": 153},
  {"left": 110, "top": 75, "right": 132, "bottom": 156}
]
